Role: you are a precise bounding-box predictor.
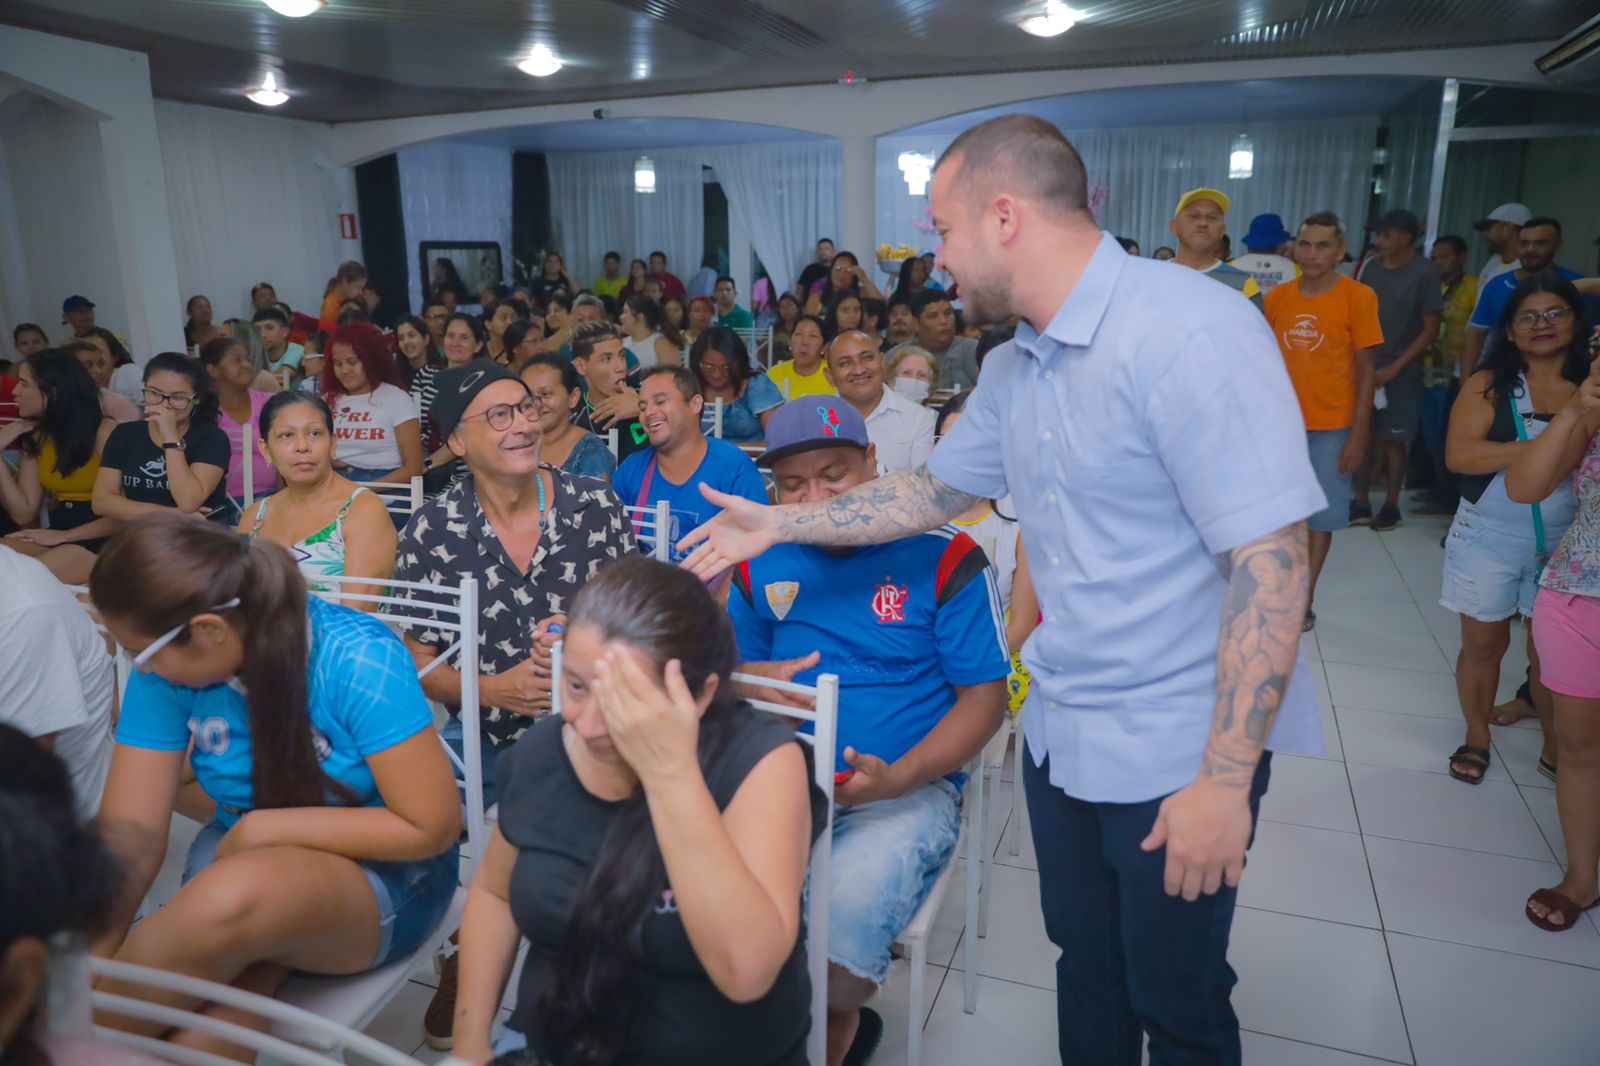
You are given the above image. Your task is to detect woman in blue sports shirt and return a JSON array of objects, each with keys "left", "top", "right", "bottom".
[{"left": 88, "top": 513, "right": 461, "bottom": 1059}]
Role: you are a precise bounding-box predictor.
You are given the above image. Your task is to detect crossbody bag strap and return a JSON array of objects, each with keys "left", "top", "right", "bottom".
[
  {"left": 630, "top": 454, "right": 659, "bottom": 540},
  {"left": 1508, "top": 386, "right": 1547, "bottom": 563}
]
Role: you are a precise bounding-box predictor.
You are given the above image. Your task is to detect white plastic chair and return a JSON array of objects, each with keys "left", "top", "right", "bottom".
[
  {"left": 602, "top": 426, "right": 620, "bottom": 458},
  {"left": 49, "top": 955, "right": 423, "bottom": 1065},
  {"left": 269, "top": 575, "right": 485, "bottom": 1054},
  {"left": 701, "top": 396, "right": 725, "bottom": 439},
  {"left": 240, "top": 423, "right": 259, "bottom": 509},
  {"left": 551, "top": 641, "right": 841, "bottom": 1066},
  {"left": 363, "top": 475, "right": 425, "bottom": 519},
  {"left": 622, "top": 500, "right": 673, "bottom": 562}
]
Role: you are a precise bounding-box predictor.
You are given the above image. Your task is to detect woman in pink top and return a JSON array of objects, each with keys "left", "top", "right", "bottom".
[{"left": 199, "top": 336, "right": 279, "bottom": 505}]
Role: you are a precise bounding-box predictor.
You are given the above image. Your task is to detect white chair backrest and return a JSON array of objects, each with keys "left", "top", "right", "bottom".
[
  {"left": 701, "top": 397, "right": 725, "bottom": 439},
  {"left": 306, "top": 575, "right": 487, "bottom": 879},
  {"left": 59, "top": 955, "right": 422, "bottom": 1065},
  {"left": 241, "top": 422, "right": 258, "bottom": 509},
  {"left": 363, "top": 475, "right": 424, "bottom": 519},
  {"left": 778, "top": 376, "right": 791, "bottom": 400},
  {"left": 549, "top": 640, "right": 839, "bottom": 1066},
  {"left": 604, "top": 426, "right": 620, "bottom": 458},
  {"left": 621, "top": 500, "right": 673, "bottom": 562}
]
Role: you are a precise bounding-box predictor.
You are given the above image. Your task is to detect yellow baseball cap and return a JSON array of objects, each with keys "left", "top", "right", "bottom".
[{"left": 1174, "top": 188, "right": 1231, "bottom": 216}]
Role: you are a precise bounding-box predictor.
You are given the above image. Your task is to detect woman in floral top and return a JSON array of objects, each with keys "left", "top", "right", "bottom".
[{"left": 1506, "top": 285, "right": 1600, "bottom": 935}]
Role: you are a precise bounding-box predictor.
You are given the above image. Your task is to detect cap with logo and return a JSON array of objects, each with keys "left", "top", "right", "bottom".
[
  {"left": 758, "top": 399, "right": 870, "bottom": 468},
  {"left": 1366, "top": 209, "right": 1422, "bottom": 236},
  {"left": 61, "top": 295, "right": 95, "bottom": 314},
  {"left": 1472, "top": 203, "right": 1532, "bottom": 231},
  {"left": 428, "top": 360, "right": 529, "bottom": 437},
  {"left": 1174, "top": 188, "right": 1231, "bottom": 216}
]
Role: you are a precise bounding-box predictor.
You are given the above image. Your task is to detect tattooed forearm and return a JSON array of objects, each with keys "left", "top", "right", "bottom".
[
  {"left": 774, "top": 465, "right": 981, "bottom": 547},
  {"left": 1197, "top": 522, "right": 1310, "bottom": 787}
]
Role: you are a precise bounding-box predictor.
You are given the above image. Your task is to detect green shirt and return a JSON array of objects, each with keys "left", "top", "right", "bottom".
[
  {"left": 716, "top": 304, "right": 755, "bottom": 331},
  {"left": 592, "top": 275, "right": 628, "bottom": 299}
]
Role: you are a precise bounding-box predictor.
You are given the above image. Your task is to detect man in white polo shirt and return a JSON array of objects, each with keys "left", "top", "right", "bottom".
[{"left": 824, "top": 329, "right": 935, "bottom": 473}]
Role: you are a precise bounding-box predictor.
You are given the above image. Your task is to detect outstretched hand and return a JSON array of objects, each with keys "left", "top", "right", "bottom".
[{"left": 676, "top": 483, "right": 779, "bottom": 580}]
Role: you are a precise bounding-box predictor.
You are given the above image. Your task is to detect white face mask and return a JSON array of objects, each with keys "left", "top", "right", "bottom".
[{"left": 893, "top": 377, "right": 930, "bottom": 403}]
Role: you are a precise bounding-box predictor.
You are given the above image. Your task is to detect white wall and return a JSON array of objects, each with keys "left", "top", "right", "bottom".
[{"left": 396, "top": 140, "right": 513, "bottom": 312}]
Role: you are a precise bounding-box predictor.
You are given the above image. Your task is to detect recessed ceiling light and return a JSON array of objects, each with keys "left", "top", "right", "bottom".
[
  {"left": 1019, "top": 1, "right": 1082, "bottom": 37},
  {"left": 246, "top": 70, "right": 290, "bottom": 107},
  {"left": 517, "top": 44, "right": 563, "bottom": 78},
  {"left": 262, "top": 0, "right": 326, "bottom": 16}
]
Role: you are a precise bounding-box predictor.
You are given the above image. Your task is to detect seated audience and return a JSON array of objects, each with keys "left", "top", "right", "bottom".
[
  {"left": 540, "top": 294, "right": 576, "bottom": 355},
  {"left": 199, "top": 337, "right": 280, "bottom": 506},
  {"left": 618, "top": 258, "right": 650, "bottom": 304},
  {"left": 691, "top": 327, "right": 785, "bottom": 445},
  {"left": 774, "top": 292, "right": 803, "bottom": 346},
  {"left": 521, "top": 354, "right": 617, "bottom": 479},
  {"left": 714, "top": 275, "right": 755, "bottom": 331},
  {"left": 889, "top": 255, "right": 940, "bottom": 305},
  {"left": 823, "top": 292, "right": 864, "bottom": 341},
  {"left": 0, "top": 546, "right": 114, "bottom": 815},
  {"left": 684, "top": 296, "right": 716, "bottom": 349},
  {"left": 298, "top": 329, "right": 329, "bottom": 394},
  {"left": 1153, "top": 245, "right": 1177, "bottom": 261},
  {"left": 824, "top": 331, "right": 935, "bottom": 473},
  {"left": 573, "top": 321, "right": 649, "bottom": 463},
  {"left": 250, "top": 281, "right": 278, "bottom": 313},
  {"left": 498, "top": 320, "right": 540, "bottom": 373},
  {"left": 974, "top": 324, "right": 1015, "bottom": 373},
  {"left": 413, "top": 312, "right": 490, "bottom": 463},
  {"left": 728, "top": 399, "right": 1008, "bottom": 1062},
  {"left": 884, "top": 294, "right": 918, "bottom": 349},
  {"left": 795, "top": 237, "right": 835, "bottom": 300},
  {"left": 804, "top": 250, "right": 881, "bottom": 316},
  {"left": 89, "top": 515, "right": 460, "bottom": 1057},
  {"left": 614, "top": 365, "right": 769, "bottom": 563},
  {"left": 860, "top": 296, "right": 887, "bottom": 342},
  {"left": 241, "top": 391, "right": 397, "bottom": 607},
  {"left": 649, "top": 250, "right": 687, "bottom": 300},
  {"left": 1, "top": 349, "right": 120, "bottom": 582},
  {"left": 887, "top": 345, "right": 940, "bottom": 403},
  {"left": 391, "top": 363, "right": 635, "bottom": 1045},
  {"left": 687, "top": 252, "right": 721, "bottom": 300},
  {"left": 1442, "top": 276, "right": 1585, "bottom": 786},
  {"left": 889, "top": 292, "right": 980, "bottom": 391},
  {"left": 662, "top": 294, "right": 689, "bottom": 337},
  {"left": 12, "top": 322, "right": 48, "bottom": 358},
  {"left": 323, "top": 322, "right": 424, "bottom": 484},
  {"left": 394, "top": 313, "right": 444, "bottom": 389},
  {"left": 621, "top": 294, "right": 684, "bottom": 370},
  {"left": 0, "top": 725, "right": 167, "bottom": 1066},
  {"left": 592, "top": 250, "right": 628, "bottom": 300},
  {"left": 320, "top": 260, "right": 368, "bottom": 328},
  {"left": 61, "top": 338, "right": 139, "bottom": 422},
  {"left": 766, "top": 316, "right": 833, "bottom": 400},
  {"left": 94, "top": 352, "right": 233, "bottom": 527},
  {"left": 485, "top": 299, "right": 519, "bottom": 365},
  {"left": 183, "top": 294, "right": 228, "bottom": 351},
  {"left": 529, "top": 251, "right": 578, "bottom": 304},
  {"left": 423, "top": 297, "right": 452, "bottom": 348},
  {"left": 452, "top": 557, "right": 822, "bottom": 1064}
]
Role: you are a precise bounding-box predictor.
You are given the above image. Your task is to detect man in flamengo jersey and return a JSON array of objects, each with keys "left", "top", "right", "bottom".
[{"left": 727, "top": 398, "right": 1009, "bottom": 1064}]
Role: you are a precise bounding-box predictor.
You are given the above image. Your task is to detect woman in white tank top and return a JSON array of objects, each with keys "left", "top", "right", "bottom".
[{"left": 619, "top": 293, "right": 684, "bottom": 370}]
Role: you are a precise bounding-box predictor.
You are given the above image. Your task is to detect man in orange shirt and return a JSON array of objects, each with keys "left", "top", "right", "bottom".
[{"left": 1263, "top": 211, "right": 1385, "bottom": 630}]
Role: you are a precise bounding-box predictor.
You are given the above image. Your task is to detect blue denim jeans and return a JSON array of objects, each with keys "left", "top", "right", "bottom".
[
  {"left": 1023, "top": 751, "right": 1271, "bottom": 1066},
  {"left": 441, "top": 717, "right": 502, "bottom": 809}
]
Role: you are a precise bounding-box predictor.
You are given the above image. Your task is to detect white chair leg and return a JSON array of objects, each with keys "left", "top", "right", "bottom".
[
  {"left": 978, "top": 773, "right": 994, "bottom": 940},
  {"left": 1008, "top": 722, "right": 1025, "bottom": 857},
  {"left": 907, "top": 936, "right": 927, "bottom": 1066},
  {"left": 964, "top": 763, "right": 982, "bottom": 1013}
]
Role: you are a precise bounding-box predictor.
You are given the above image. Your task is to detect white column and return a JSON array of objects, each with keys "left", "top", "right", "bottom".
[{"left": 840, "top": 135, "right": 875, "bottom": 261}]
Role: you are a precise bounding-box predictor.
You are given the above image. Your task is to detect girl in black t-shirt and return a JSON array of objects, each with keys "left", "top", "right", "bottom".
[
  {"left": 94, "top": 352, "right": 233, "bottom": 526},
  {"left": 453, "top": 557, "right": 823, "bottom": 1066}
]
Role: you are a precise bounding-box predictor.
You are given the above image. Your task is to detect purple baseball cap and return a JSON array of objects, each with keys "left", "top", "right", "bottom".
[{"left": 758, "top": 398, "right": 870, "bottom": 468}]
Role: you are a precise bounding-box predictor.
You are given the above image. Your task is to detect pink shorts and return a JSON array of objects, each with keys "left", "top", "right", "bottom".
[{"left": 1532, "top": 588, "right": 1600, "bottom": 699}]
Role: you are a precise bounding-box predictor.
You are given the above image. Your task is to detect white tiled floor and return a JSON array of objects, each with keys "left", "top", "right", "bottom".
[{"left": 365, "top": 504, "right": 1600, "bottom": 1065}]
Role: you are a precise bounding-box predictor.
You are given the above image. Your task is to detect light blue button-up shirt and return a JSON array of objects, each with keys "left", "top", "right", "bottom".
[{"left": 928, "top": 232, "right": 1327, "bottom": 803}]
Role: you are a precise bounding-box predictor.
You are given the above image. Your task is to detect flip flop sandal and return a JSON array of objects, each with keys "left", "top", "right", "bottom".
[
  {"left": 1447, "top": 744, "right": 1491, "bottom": 785},
  {"left": 842, "top": 1006, "right": 884, "bottom": 1066},
  {"left": 1526, "top": 888, "right": 1600, "bottom": 932},
  {"left": 1301, "top": 610, "right": 1317, "bottom": 633},
  {"left": 1538, "top": 757, "right": 1557, "bottom": 783}
]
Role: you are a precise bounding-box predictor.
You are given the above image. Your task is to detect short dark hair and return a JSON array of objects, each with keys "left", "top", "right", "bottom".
[
  {"left": 603, "top": 250, "right": 621, "bottom": 261},
  {"left": 642, "top": 363, "right": 701, "bottom": 404},
  {"left": 571, "top": 320, "right": 622, "bottom": 362},
  {"left": 482, "top": 283, "right": 511, "bottom": 302},
  {"left": 649, "top": 250, "right": 667, "bottom": 261},
  {"left": 520, "top": 352, "right": 582, "bottom": 395},
  {"left": 251, "top": 282, "right": 276, "bottom": 297},
  {"left": 975, "top": 325, "right": 1016, "bottom": 369},
  {"left": 1300, "top": 211, "right": 1346, "bottom": 241},
  {"left": 887, "top": 294, "right": 913, "bottom": 315},
  {"left": 12, "top": 322, "right": 46, "bottom": 343},
  {"left": 860, "top": 296, "right": 886, "bottom": 329},
  {"left": 817, "top": 237, "right": 834, "bottom": 246},
  {"left": 1523, "top": 216, "right": 1562, "bottom": 234},
  {"left": 935, "top": 114, "right": 1089, "bottom": 220},
  {"left": 252, "top": 306, "right": 288, "bottom": 326},
  {"left": 715, "top": 275, "right": 736, "bottom": 289},
  {"left": 1433, "top": 235, "right": 1469, "bottom": 256},
  {"left": 910, "top": 290, "right": 951, "bottom": 317}
]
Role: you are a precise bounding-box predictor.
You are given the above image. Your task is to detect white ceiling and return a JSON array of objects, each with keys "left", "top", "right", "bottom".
[{"left": 451, "top": 116, "right": 829, "bottom": 152}]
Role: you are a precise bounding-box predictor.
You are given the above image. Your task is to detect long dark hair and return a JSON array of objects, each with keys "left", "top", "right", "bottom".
[
  {"left": 535, "top": 557, "right": 746, "bottom": 1066},
  {"left": 394, "top": 313, "right": 443, "bottom": 387},
  {"left": 1482, "top": 273, "right": 1593, "bottom": 403},
  {"left": 20, "top": 348, "right": 102, "bottom": 476},
  {"left": 813, "top": 249, "right": 861, "bottom": 308},
  {"left": 90, "top": 515, "right": 356, "bottom": 810},
  {"left": 143, "top": 351, "right": 220, "bottom": 424},
  {"left": 689, "top": 326, "right": 755, "bottom": 393},
  {"left": 822, "top": 291, "right": 863, "bottom": 341},
  {"left": 197, "top": 335, "right": 248, "bottom": 382},
  {"left": 890, "top": 255, "right": 926, "bottom": 304},
  {"left": 623, "top": 293, "right": 684, "bottom": 350},
  {"left": 259, "top": 390, "right": 333, "bottom": 439}
]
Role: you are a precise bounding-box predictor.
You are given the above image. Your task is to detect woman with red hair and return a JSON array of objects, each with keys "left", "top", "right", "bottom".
[{"left": 323, "top": 322, "right": 423, "bottom": 484}]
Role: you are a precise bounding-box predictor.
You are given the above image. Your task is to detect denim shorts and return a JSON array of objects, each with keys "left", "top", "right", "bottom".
[
  {"left": 1440, "top": 507, "right": 1544, "bottom": 622},
  {"left": 1305, "top": 429, "right": 1352, "bottom": 533},
  {"left": 182, "top": 818, "right": 459, "bottom": 970},
  {"left": 823, "top": 778, "right": 963, "bottom": 984}
]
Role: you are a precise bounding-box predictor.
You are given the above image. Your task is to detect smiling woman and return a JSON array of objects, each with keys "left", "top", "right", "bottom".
[{"left": 321, "top": 322, "right": 423, "bottom": 484}]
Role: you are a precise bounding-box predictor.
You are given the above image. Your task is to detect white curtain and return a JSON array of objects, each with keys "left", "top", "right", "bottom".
[
  {"left": 703, "top": 141, "right": 841, "bottom": 294},
  {"left": 397, "top": 140, "right": 513, "bottom": 310},
  {"left": 155, "top": 100, "right": 342, "bottom": 326},
  {"left": 546, "top": 148, "right": 705, "bottom": 285},
  {"left": 880, "top": 117, "right": 1382, "bottom": 261},
  {"left": 0, "top": 94, "right": 127, "bottom": 339}
]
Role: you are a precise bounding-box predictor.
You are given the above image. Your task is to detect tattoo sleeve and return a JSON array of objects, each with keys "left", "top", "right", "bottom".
[
  {"left": 1197, "top": 522, "right": 1310, "bottom": 788},
  {"left": 774, "top": 465, "right": 981, "bottom": 548}
]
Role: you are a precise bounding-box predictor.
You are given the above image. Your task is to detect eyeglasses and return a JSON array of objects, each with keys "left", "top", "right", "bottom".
[
  {"left": 142, "top": 387, "right": 196, "bottom": 410},
  {"left": 425, "top": 312, "right": 448, "bottom": 321},
  {"left": 129, "top": 598, "right": 241, "bottom": 671},
  {"left": 1512, "top": 307, "right": 1573, "bottom": 330},
  {"left": 459, "top": 397, "right": 540, "bottom": 431}
]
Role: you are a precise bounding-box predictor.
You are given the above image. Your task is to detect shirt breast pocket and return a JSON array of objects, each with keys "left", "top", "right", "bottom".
[{"left": 1059, "top": 457, "right": 1187, "bottom": 565}]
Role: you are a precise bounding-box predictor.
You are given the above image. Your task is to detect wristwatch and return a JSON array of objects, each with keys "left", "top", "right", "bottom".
[{"left": 161, "top": 440, "right": 185, "bottom": 451}]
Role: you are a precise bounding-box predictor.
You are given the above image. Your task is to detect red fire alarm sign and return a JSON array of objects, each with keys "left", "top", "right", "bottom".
[{"left": 339, "top": 212, "right": 357, "bottom": 240}]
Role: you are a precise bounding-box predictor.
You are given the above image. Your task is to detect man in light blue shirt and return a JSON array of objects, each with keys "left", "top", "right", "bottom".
[{"left": 680, "top": 114, "right": 1325, "bottom": 1066}]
